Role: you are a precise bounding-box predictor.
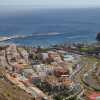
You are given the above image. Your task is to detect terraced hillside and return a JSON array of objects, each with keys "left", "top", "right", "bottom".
[{"left": 0, "top": 68, "right": 34, "bottom": 100}]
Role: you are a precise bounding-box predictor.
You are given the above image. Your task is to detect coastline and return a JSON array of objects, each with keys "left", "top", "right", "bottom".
[
  {"left": 0, "top": 32, "right": 97, "bottom": 47},
  {"left": 0, "top": 32, "right": 62, "bottom": 42}
]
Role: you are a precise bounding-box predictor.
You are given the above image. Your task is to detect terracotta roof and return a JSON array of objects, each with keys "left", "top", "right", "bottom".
[{"left": 87, "top": 92, "right": 100, "bottom": 100}]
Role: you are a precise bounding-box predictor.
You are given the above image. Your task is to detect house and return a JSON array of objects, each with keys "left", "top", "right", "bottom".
[
  {"left": 22, "top": 68, "right": 40, "bottom": 83},
  {"left": 12, "top": 63, "right": 23, "bottom": 73},
  {"left": 54, "top": 67, "right": 69, "bottom": 77},
  {"left": 86, "top": 92, "right": 100, "bottom": 100}
]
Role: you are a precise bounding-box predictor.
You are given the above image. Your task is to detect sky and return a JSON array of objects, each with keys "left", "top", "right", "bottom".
[{"left": 0, "top": 0, "right": 100, "bottom": 8}]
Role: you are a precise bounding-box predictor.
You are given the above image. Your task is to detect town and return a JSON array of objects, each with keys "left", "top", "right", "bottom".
[{"left": 0, "top": 43, "right": 100, "bottom": 100}]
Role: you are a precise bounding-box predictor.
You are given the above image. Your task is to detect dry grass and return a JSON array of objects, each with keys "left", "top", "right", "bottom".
[{"left": 0, "top": 68, "right": 34, "bottom": 100}]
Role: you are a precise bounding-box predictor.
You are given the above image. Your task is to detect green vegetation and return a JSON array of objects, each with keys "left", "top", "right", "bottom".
[{"left": 79, "top": 47, "right": 96, "bottom": 52}]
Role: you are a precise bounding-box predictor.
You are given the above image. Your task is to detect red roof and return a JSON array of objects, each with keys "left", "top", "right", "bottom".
[
  {"left": 88, "top": 92, "right": 100, "bottom": 100},
  {"left": 14, "top": 64, "right": 22, "bottom": 68}
]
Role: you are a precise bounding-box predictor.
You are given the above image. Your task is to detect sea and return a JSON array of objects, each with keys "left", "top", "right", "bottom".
[{"left": 0, "top": 8, "right": 100, "bottom": 47}]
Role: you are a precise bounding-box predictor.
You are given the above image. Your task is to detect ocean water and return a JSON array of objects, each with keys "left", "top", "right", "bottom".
[{"left": 0, "top": 8, "right": 100, "bottom": 46}]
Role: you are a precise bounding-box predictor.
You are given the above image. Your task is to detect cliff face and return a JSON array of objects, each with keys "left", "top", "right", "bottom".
[{"left": 96, "top": 32, "right": 100, "bottom": 41}]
